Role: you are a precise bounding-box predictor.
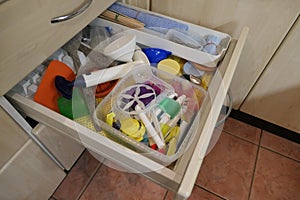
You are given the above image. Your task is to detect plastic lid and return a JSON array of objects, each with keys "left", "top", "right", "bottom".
[
  {"left": 142, "top": 48, "right": 172, "bottom": 65},
  {"left": 157, "top": 59, "right": 180, "bottom": 75}
]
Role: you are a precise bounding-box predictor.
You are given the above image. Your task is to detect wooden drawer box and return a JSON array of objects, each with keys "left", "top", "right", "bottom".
[{"left": 3, "top": 1, "right": 248, "bottom": 199}]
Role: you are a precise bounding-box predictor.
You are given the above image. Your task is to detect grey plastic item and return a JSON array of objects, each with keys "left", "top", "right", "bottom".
[{"left": 165, "top": 29, "right": 205, "bottom": 49}]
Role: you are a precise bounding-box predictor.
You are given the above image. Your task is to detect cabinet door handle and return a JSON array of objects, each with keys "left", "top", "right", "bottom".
[{"left": 51, "top": 0, "right": 93, "bottom": 23}]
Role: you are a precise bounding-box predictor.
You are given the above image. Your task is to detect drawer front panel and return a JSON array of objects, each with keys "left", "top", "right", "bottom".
[
  {"left": 32, "top": 124, "right": 85, "bottom": 170},
  {"left": 177, "top": 27, "right": 249, "bottom": 200},
  {"left": 0, "top": 107, "right": 28, "bottom": 168},
  {"left": 0, "top": 0, "right": 115, "bottom": 95},
  {"left": 8, "top": 92, "right": 183, "bottom": 191},
  {"left": 0, "top": 139, "right": 65, "bottom": 200}
]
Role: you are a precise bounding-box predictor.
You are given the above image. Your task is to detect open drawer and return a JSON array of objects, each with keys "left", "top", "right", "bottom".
[{"left": 5, "top": 3, "right": 248, "bottom": 199}]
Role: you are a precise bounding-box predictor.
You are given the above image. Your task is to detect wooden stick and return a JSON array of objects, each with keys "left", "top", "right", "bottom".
[{"left": 100, "top": 10, "right": 145, "bottom": 29}]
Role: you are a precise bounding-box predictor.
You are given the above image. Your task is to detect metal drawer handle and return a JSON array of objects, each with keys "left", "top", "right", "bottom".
[{"left": 51, "top": 0, "right": 93, "bottom": 23}]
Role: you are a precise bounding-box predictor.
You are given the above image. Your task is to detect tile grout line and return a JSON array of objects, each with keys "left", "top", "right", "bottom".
[
  {"left": 259, "top": 146, "right": 300, "bottom": 163},
  {"left": 162, "top": 190, "right": 168, "bottom": 200},
  {"left": 222, "top": 129, "right": 260, "bottom": 146},
  {"left": 76, "top": 161, "right": 104, "bottom": 200},
  {"left": 194, "top": 127, "right": 260, "bottom": 200},
  {"left": 247, "top": 129, "right": 262, "bottom": 200},
  {"left": 222, "top": 120, "right": 299, "bottom": 163},
  {"left": 51, "top": 149, "right": 88, "bottom": 199},
  {"left": 260, "top": 130, "right": 300, "bottom": 163},
  {"left": 196, "top": 185, "right": 227, "bottom": 200}
]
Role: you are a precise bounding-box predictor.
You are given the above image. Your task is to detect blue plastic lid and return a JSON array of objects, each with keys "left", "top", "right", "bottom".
[{"left": 142, "top": 48, "right": 172, "bottom": 65}]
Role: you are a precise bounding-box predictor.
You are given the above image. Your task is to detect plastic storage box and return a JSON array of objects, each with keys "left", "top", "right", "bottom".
[
  {"left": 93, "top": 64, "right": 207, "bottom": 165},
  {"left": 90, "top": 2, "right": 231, "bottom": 68}
]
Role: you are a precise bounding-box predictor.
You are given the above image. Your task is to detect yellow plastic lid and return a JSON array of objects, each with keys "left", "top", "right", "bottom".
[
  {"left": 157, "top": 59, "right": 180, "bottom": 75},
  {"left": 120, "top": 118, "right": 145, "bottom": 141}
]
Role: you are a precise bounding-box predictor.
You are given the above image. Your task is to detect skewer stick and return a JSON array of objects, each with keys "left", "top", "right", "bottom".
[{"left": 100, "top": 10, "right": 145, "bottom": 29}]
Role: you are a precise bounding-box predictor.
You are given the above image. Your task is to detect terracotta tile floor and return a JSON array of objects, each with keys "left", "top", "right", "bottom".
[{"left": 51, "top": 117, "right": 300, "bottom": 200}]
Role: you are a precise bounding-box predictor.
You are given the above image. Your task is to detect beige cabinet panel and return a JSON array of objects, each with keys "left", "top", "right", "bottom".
[
  {"left": 32, "top": 124, "right": 85, "bottom": 170},
  {"left": 124, "top": 0, "right": 150, "bottom": 10},
  {"left": 241, "top": 17, "right": 300, "bottom": 133},
  {"left": 0, "top": 0, "right": 115, "bottom": 96},
  {"left": 151, "top": 0, "right": 300, "bottom": 108},
  {"left": 0, "top": 107, "right": 28, "bottom": 168},
  {"left": 0, "top": 139, "right": 65, "bottom": 200}
]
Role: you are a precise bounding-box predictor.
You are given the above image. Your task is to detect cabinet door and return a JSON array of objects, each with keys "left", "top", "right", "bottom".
[
  {"left": 151, "top": 0, "right": 300, "bottom": 108},
  {"left": 241, "top": 17, "right": 300, "bottom": 133}
]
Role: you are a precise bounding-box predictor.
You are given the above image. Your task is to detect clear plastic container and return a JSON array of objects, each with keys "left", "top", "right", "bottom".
[{"left": 93, "top": 64, "right": 207, "bottom": 165}]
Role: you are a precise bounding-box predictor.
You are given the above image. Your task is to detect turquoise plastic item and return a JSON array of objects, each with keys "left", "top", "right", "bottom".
[{"left": 158, "top": 97, "right": 181, "bottom": 119}]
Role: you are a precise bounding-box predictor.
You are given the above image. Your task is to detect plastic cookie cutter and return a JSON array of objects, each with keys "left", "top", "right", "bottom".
[{"left": 117, "top": 83, "right": 165, "bottom": 149}]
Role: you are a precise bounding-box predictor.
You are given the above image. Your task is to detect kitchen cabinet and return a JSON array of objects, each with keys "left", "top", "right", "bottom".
[
  {"left": 0, "top": 1, "right": 248, "bottom": 199},
  {"left": 240, "top": 17, "right": 300, "bottom": 134},
  {"left": 151, "top": 0, "right": 300, "bottom": 109},
  {"left": 0, "top": 0, "right": 114, "bottom": 199}
]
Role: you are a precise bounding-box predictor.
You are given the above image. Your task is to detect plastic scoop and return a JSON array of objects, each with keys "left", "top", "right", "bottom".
[{"left": 34, "top": 60, "right": 75, "bottom": 112}]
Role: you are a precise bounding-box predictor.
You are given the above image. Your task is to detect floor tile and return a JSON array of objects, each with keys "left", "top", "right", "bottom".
[
  {"left": 79, "top": 164, "right": 166, "bottom": 200},
  {"left": 52, "top": 150, "right": 101, "bottom": 200},
  {"left": 222, "top": 117, "right": 261, "bottom": 144},
  {"left": 196, "top": 132, "right": 258, "bottom": 200},
  {"left": 206, "top": 128, "right": 222, "bottom": 156},
  {"left": 261, "top": 130, "right": 300, "bottom": 161},
  {"left": 250, "top": 148, "right": 300, "bottom": 200},
  {"left": 165, "top": 186, "right": 224, "bottom": 200}
]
